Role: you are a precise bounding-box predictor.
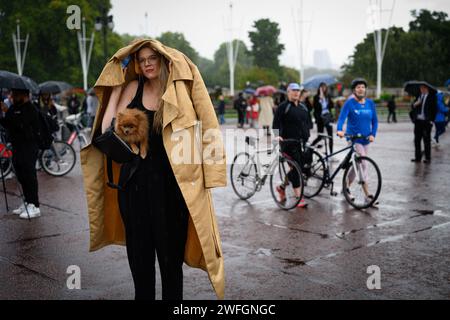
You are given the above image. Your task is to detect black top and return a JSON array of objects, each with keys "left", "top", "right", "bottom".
[
  {"left": 0, "top": 101, "right": 40, "bottom": 146},
  {"left": 126, "top": 77, "right": 171, "bottom": 172},
  {"left": 313, "top": 94, "right": 334, "bottom": 121},
  {"left": 272, "top": 100, "right": 311, "bottom": 142},
  {"left": 411, "top": 94, "right": 437, "bottom": 122}
]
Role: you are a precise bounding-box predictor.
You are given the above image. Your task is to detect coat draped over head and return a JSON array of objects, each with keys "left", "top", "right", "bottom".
[{"left": 80, "top": 39, "right": 227, "bottom": 299}]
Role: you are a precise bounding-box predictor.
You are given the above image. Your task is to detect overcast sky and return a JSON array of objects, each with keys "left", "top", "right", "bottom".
[{"left": 110, "top": 0, "right": 450, "bottom": 70}]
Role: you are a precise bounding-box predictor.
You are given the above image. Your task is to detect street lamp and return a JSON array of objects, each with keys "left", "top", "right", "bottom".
[{"left": 95, "top": 8, "right": 114, "bottom": 61}]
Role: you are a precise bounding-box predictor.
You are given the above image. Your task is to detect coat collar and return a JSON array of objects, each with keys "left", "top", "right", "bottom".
[{"left": 94, "top": 39, "right": 195, "bottom": 130}]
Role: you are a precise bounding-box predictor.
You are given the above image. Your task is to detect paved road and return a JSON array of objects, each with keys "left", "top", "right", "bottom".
[{"left": 0, "top": 122, "right": 449, "bottom": 299}]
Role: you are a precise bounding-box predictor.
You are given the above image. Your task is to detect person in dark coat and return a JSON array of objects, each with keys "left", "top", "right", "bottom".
[
  {"left": 387, "top": 95, "right": 397, "bottom": 123},
  {"left": 311, "top": 82, "right": 335, "bottom": 154},
  {"left": 272, "top": 83, "right": 310, "bottom": 208},
  {"left": 67, "top": 93, "right": 81, "bottom": 115},
  {"left": 410, "top": 85, "right": 437, "bottom": 163},
  {"left": 217, "top": 95, "right": 225, "bottom": 125},
  {"left": 0, "top": 89, "right": 41, "bottom": 219},
  {"left": 233, "top": 92, "right": 247, "bottom": 128}
]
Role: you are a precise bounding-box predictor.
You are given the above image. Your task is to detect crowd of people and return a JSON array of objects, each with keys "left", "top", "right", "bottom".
[{"left": 218, "top": 79, "right": 449, "bottom": 208}]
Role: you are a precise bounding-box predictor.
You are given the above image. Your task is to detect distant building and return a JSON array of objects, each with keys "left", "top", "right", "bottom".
[{"left": 313, "top": 49, "right": 332, "bottom": 70}]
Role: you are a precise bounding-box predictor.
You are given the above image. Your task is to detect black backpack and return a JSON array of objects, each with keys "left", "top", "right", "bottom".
[{"left": 34, "top": 105, "right": 59, "bottom": 150}]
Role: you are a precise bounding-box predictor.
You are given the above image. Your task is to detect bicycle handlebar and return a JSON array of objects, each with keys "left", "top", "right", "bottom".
[{"left": 342, "top": 134, "right": 370, "bottom": 141}]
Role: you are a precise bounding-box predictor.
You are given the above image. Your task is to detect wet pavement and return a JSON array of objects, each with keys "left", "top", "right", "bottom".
[{"left": 0, "top": 121, "right": 449, "bottom": 300}]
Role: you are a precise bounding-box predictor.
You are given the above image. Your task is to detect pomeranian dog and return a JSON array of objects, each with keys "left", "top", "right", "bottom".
[{"left": 115, "top": 108, "right": 149, "bottom": 159}]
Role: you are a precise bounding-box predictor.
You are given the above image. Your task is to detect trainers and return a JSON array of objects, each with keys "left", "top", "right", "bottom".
[
  {"left": 276, "top": 185, "right": 286, "bottom": 203},
  {"left": 12, "top": 203, "right": 27, "bottom": 215},
  {"left": 297, "top": 198, "right": 308, "bottom": 208},
  {"left": 19, "top": 204, "right": 41, "bottom": 219}
]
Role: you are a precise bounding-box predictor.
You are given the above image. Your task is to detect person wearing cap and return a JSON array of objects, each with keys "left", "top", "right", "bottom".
[
  {"left": 272, "top": 83, "right": 311, "bottom": 208},
  {"left": 0, "top": 89, "right": 41, "bottom": 218},
  {"left": 337, "top": 78, "right": 379, "bottom": 205}
]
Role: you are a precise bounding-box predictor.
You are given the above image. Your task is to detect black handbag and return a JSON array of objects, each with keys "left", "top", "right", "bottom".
[
  {"left": 321, "top": 112, "right": 334, "bottom": 125},
  {"left": 92, "top": 118, "right": 137, "bottom": 190}
]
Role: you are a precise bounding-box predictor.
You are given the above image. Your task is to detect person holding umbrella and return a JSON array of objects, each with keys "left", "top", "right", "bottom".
[
  {"left": 410, "top": 84, "right": 437, "bottom": 163},
  {"left": 0, "top": 88, "right": 41, "bottom": 219}
]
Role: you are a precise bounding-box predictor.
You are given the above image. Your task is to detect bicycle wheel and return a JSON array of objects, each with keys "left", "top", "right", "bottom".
[
  {"left": 40, "top": 141, "right": 76, "bottom": 177},
  {"left": 303, "top": 150, "right": 326, "bottom": 198},
  {"left": 230, "top": 152, "right": 258, "bottom": 200},
  {"left": 0, "top": 156, "right": 12, "bottom": 178},
  {"left": 270, "top": 156, "right": 303, "bottom": 210},
  {"left": 342, "top": 155, "right": 382, "bottom": 209}
]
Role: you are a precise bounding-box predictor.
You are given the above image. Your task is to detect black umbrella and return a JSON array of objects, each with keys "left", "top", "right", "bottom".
[
  {"left": 39, "top": 81, "right": 73, "bottom": 94},
  {"left": 404, "top": 81, "right": 437, "bottom": 97},
  {"left": 0, "top": 70, "right": 38, "bottom": 92}
]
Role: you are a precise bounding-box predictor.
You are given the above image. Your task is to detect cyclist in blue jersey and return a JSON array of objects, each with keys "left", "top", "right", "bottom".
[{"left": 337, "top": 78, "right": 379, "bottom": 205}]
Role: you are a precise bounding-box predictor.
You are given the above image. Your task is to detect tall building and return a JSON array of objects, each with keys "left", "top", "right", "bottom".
[{"left": 313, "top": 49, "right": 332, "bottom": 70}]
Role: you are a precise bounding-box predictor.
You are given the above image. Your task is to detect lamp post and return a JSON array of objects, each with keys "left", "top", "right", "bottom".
[
  {"left": 95, "top": 8, "right": 114, "bottom": 62},
  {"left": 12, "top": 19, "right": 29, "bottom": 76},
  {"left": 77, "top": 17, "right": 95, "bottom": 91}
]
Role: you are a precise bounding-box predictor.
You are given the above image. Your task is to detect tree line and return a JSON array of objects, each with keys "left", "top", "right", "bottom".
[{"left": 0, "top": 2, "right": 447, "bottom": 91}]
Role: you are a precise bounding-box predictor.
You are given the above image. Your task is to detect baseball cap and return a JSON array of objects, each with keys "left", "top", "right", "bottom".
[{"left": 287, "top": 83, "right": 301, "bottom": 91}]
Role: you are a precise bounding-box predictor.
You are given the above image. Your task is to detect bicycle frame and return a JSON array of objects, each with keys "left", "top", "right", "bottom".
[
  {"left": 240, "top": 140, "right": 281, "bottom": 188},
  {"left": 312, "top": 137, "right": 365, "bottom": 189}
]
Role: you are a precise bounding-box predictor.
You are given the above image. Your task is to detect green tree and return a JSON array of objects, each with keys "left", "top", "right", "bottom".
[
  {"left": 341, "top": 10, "right": 450, "bottom": 87},
  {"left": 248, "top": 19, "right": 285, "bottom": 71},
  {"left": 0, "top": 0, "right": 126, "bottom": 88},
  {"left": 156, "top": 31, "right": 199, "bottom": 64}
]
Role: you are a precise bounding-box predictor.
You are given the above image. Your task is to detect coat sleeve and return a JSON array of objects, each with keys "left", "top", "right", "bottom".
[{"left": 190, "top": 65, "right": 227, "bottom": 189}]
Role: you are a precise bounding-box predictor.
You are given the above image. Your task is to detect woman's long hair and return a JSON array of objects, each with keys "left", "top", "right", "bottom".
[{"left": 135, "top": 43, "right": 169, "bottom": 133}]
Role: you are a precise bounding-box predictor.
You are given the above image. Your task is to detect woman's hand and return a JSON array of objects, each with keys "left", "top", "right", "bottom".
[
  {"left": 369, "top": 135, "right": 375, "bottom": 142},
  {"left": 337, "top": 131, "right": 345, "bottom": 138}
]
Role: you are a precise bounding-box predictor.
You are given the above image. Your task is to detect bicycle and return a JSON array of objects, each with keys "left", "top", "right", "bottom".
[
  {"left": 302, "top": 133, "right": 382, "bottom": 209},
  {"left": 63, "top": 112, "right": 91, "bottom": 150},
  {"left": 230, "top": 136, "right": 304, "bottom": 210},
  {"left": 0, "top": 128, "right": 12, "bottom": 178}
]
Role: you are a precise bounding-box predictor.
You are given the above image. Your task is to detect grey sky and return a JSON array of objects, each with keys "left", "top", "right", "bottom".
[{"left": 110, "top": 0, "right": 450, "bottom": 69}]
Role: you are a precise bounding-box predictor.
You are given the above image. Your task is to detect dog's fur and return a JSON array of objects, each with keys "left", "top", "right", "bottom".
[{"left": 115, "top": 108, "right": 149, "bottom": 159}]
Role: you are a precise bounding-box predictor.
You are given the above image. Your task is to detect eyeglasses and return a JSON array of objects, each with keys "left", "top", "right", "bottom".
[{"left": 138, "top": 55, "right": 159, "bottom": 66}]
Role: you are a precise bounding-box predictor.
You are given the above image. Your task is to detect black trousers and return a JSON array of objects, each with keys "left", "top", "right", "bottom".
[
  {"left": 118, "top": 163, "right": 189, "bottom": 300},
  {"left": 282, "top": 143, "right": 304, "bottom": 189},
  {"left": 12, "top": 144, "right": 39, "bottom": 206},
  {"left": 387, "top": 110, "right": 397, "bottom": 123},
  {"left": 312, "top": 120, "right": 333, "bottom": 154},
  {"left": 414, "top": 120, "right": 433, "bottom": 161},
  {"left": 237, "top": 108, "right": 245, "bottom": 127}
]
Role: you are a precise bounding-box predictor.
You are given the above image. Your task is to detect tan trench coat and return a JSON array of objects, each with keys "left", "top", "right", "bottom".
[{"left": 80, "top": 39, "right": 227, "bottom": 299}]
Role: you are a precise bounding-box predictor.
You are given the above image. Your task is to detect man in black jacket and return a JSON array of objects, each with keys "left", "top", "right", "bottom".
[
  {"left": 411, "top": 85, "right": 437, "bottom": 163},
  {"left": 0, "top": 89, "right": 41, "bottom": 218},
  {"left": 272, "top": 83, "right": 310, "bottom": 208}
]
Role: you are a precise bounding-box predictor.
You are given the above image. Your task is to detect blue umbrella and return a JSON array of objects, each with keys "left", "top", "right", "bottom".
[
  {"left": 243, "top": 88, "right": 256, "bottom": 94},
  {"left": 302, "top": 74, "right": 337, "bottom": 90},
  {"left": 444, "top": 79, "right": 450, "bottom": 87}
]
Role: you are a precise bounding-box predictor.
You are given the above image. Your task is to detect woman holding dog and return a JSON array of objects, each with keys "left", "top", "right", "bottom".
[{"left": 81, "top": 39, "right": 226, "bottom": 300}]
